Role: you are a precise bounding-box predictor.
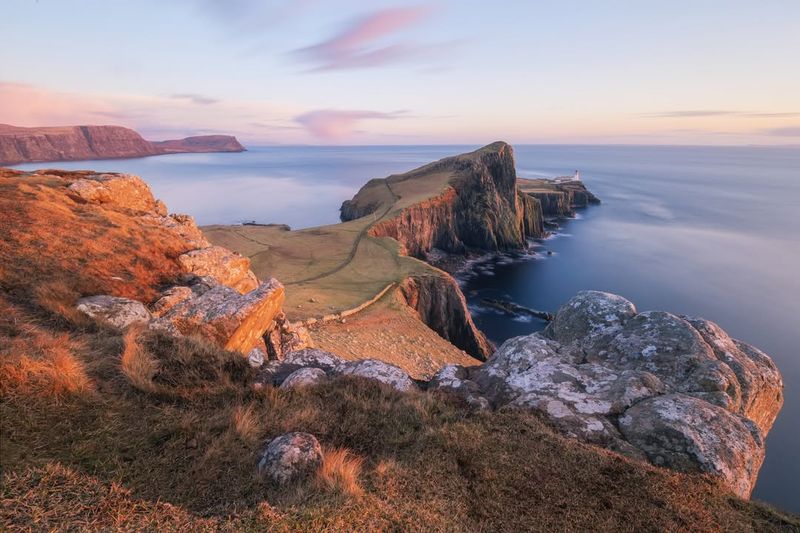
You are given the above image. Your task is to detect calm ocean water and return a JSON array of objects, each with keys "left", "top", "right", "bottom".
[{"left": 13, "top": 144, "right": 800, "bottom": 511}]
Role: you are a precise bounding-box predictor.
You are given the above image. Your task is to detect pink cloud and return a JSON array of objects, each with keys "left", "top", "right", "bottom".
[
  {"left": 294, "top": 5, "right": 437, "bottom": 70},
  {"left": 295, "top": 109, "right": 404, "bottom": 139},
  {"left": 0, "top": 82, "right": 122, "bottom": 126}
]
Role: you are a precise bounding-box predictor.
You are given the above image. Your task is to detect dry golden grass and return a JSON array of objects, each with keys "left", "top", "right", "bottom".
[
  {"left": 120, "top": 327, "right": 159, "bottom": 394},
  {"left": 230, "top": 403, "right": 262, "bottom": 443},
  {"left": 0, "top": 169, "right": 189, "bottom": 305},
  {"left": 0, "top": 297, "right": 92, "bottom": 400},
  {"left": 316, "top": 447, "right": 365, "bottom": 498}
]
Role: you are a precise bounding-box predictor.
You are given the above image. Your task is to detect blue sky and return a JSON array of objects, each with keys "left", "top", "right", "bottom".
[{"left": 2, "top": 0, "right": 799, "bottom": 144}]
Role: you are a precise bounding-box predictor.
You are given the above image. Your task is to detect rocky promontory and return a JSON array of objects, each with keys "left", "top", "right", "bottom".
[
  {"left": 341, "top": 142, "right": 598, "bottom": 260},
  {"left": 0, "top": 124, "right": 244, "bottom": 165}
]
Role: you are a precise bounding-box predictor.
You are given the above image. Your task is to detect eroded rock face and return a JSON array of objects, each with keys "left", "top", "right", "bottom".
[
  {"left": 470, "top": 291, "right": 783, "bottom": 498},
  {"left": 257, "top": 432, "right": 323, "bottom": 485},
  {"left": 151, "top": 279, "right": 285, "bottom": 354},
  {"left": 76, "top": 295, "right": 151, "bottom": 329},
  {"left": 177, "top": 246, "right": 258, "bottom": 294},
  {"left": 67, "top": 173, "right": 162, "bottom": 214}
]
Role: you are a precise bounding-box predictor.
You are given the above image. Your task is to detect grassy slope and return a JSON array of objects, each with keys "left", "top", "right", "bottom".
[
  {"left": 2, "top": 298, "right": 797, "bottom": 531},
  {"left": 1, "top": 168, "right": 798, "bottom": 530}
]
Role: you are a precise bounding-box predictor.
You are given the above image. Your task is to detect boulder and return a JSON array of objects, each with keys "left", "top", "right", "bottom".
[
  {"left": 280, "top": 367, "right": 327, "bottom": 389},
  {"left": 177, "top": 246, "right": 258, "bottom": 294},
  {"left": 429, "top": 364, "right": 490, "bottom": 410},
  {"left": 150, "top": 286, "right": 193, "bottom": 318},
  {"left": 141, "top": 213, "right": 211, "bottom": 250},
  {"left": 468, "top": 291, "right": 783, "bottom": 498},
  {"left": 248, "top": 348, "right": 266, "bottom": 368},
  {"left": 259, "top": 348, "right": 344, "bottom": 385},
  {"left": 619, "top": 394, "right": 765, "bottom": 498},
  {"left": 76, "top": 295, "right": 151, "bottom": 329},
  {"left": 67, "top": 173, "right": 161, "bottom": 214},
  {"left": 151, "top": 278, "right": 285, "bottom": 355},
  {"left": 339, "top": 359, "right": 415, "bottom": 392},
  {"left": 257, "top": 432, "right": 323, "bottom": 485}
]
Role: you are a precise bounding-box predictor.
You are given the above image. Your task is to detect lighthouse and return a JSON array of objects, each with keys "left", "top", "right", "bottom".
[{"left": 573, "top": 170, "right": 581, "bottom": 181}]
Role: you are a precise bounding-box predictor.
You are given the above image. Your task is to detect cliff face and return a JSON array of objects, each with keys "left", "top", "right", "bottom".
[
  {"left": 0, "top": 125, "right": 158, "bottom": 165},
  {"left": 343, "top": 142, "right": 546, "bottom": 258},
  {"left": 0, "top": 124, "right": 245, "bottom": 165},
  {"left": 399, "top": 275, "right": 493, "bottom": 360},
  {"left": 519, "top": 179, "right": 601, "bottom": 218}
]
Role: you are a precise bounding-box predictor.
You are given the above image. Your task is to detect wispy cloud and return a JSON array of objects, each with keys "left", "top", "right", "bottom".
[
  {"left": 170, "top": 93, "right": 220, "bottom": 105},
  {"left": 293, "top": 5, "right": 446, "bottom": 71},
  {"left": 295, "top": 109, "right": 406, "bottom": 139},
  {"left": 763, "top": 126, "right": 800, "bottom": 137},
  {"left": 645, "top": 110, "right": 800, "bottom": 118}
]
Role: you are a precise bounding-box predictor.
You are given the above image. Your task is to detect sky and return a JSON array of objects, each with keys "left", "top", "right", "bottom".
[{"left": 1, "top": 0, "right": 799, "bottom": 145}]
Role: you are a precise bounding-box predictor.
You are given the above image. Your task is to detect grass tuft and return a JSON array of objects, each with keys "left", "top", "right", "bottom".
[{"left": 316, "top": 447, "right": 365, "bottom": 498}]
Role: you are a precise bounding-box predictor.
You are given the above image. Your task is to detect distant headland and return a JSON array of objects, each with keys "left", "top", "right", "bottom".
[{"left": 0, "top": 124, "right": 245, "bottom": 166}]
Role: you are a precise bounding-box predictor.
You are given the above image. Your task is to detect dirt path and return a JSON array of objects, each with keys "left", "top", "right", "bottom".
[{"left": 286, "top": 181, "right": 400, "bottom": 286}]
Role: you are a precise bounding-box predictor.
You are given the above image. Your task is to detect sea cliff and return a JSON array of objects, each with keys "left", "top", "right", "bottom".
[{"left": 0, "top": 124, "right": 244, "bottom": 165}]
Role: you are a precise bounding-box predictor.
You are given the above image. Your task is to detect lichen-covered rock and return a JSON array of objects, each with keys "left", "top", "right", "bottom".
[
  {"left": 150, "top": 286, "right": 194, "bottom": 318},
  {"left": 257, "top": 432, "right": 323, "bottom": 485},
  {"left": 151, "top": 279, "right": 285, "bottom": 354},
  {"left": 248, "top": 348, "right": 266, "bottom": 368},
  {"left": 429, "top": 364, "right": 490, "bottom": 410},
  {"left": 142, "top": 213, "right": 210, "bottom": 250},
  {"left": 67, "top": 173, "right": 161, "bottom": 214},
  {"left": 280, "top": 367, "right": 327, "bottom": 389},
  {"left": 544, "top": 290, "right": 636, "bottom": 346},
  {"left": 619, "top": 394, "right": 765, "bottom": 498},
  {"left": 259, "top": 348, "right": 345, "bottom": 385},
  {"left": 177, "top": 246, "right": 258, "bottom": 294},
  {"left": 469, "top": 291, "right": 783, "bottom": 498},
  {"left": 76, "top": 295, "right": 151, "bottom": 329},
  {"left": 339, "top": 359, "right": 415, "bottom": 392}
]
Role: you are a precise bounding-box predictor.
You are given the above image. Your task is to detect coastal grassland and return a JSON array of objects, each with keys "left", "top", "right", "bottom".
[
  {"left": 2, "top": 295, "right": 798, "bottom": 531},
  {"left": 204, "top": 221, "right": 479, "bottom": 377},
  {"left": 202, "top": 222, "right": 435, "bottom": 321}
]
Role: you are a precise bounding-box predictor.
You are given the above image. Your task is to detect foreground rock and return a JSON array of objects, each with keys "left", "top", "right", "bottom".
[
  {"left": 257, "top": 432, "right": 323, "bottom": 485},
  {"left": 259, "top": 348, "right": 416, "bottom": 392},
  {"left": 152, "top": 278, "right": 285, "bottom": 354},
  {"left": 461, "top": 291, "right": 783, "bottom": 498},
  {"left": 75, "top": 295, "right": 151, "bottom": 329},
  {"left": 177, "top": 246, "right": 258, "bottom": 294}
]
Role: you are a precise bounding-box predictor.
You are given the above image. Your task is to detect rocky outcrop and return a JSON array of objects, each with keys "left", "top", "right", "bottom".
[
  {"left": 280, "top": 367, "right": 327, "bottom": 389},
  {"left": 518, "top": 179, "right": 601, "bottom": 218},
  {"left": 343, "top": 142, "right": 544, "bottom": 257},
  {"left": 67, "top": 173, "right": 167, "bottom": 214},
  {"left": 177, "top": 246, "right": 258, "bottom": 294},
  {"left": 399, "top": 275, "right": 493, "bottom": 360},
  {"left": 151, "top": 278, "right": 285, "bottom": 354},
  {"left": 62, "top": 169, "right": 283, "bottom": 356},
  {"left": 0, "top": 124, "right": 245, "bottom": 165},
  {"left": 151, "top": 135, "right": 245, "bottom": 154},
  {"left": 257, "top": 432, "right": 323, "bottom": 485},
  {"left": 433, "top": 291, "right": 782, "bottom": 498},
  {"left": 257, "top": 348, "right": 417, "bottom": 393}
]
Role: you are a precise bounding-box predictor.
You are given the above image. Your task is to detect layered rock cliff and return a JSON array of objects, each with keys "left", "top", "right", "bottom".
[
  {"left": 342, "top": 142, "right": 546, "bottom": 258},
  {"left": 399, "top": 275, "right": 493, "bottom": 360},
  {"left": 0, "top": 124, "right": 245, "bottom": 165},
  {"left": 518, "top": 178, "right": 601, "bottom": 218}
]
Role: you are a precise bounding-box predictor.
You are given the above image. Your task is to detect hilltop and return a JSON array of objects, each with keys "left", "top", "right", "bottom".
[{"left": 0, "top": 124, "right": 245, "bottom": 166}]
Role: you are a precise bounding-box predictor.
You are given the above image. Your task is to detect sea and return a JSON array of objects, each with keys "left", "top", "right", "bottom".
[{"left": 12, "top": 143, "right": 800, "bottom": 511}]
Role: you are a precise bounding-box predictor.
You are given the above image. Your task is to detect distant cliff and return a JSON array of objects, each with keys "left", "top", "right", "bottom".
[
  {"left": 151, "top": 135, "right": 245, "bottom": 154},
  {"left": 340, "top": 142, "right": 597, "bottom": 259},
  {"left": 0, "top": 124, "right": 245, "bottom": 165}
]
